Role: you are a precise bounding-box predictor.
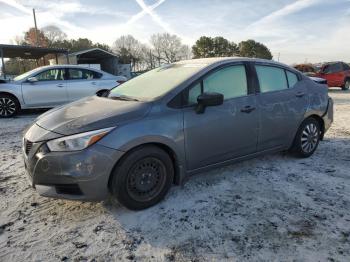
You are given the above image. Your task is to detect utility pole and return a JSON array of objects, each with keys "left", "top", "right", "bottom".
[
  {"left": 33, "top": 8, "right": 39, "bottom": 46},
  {"left": 277, "top": 52, "right": 280, "bottom": 62}
]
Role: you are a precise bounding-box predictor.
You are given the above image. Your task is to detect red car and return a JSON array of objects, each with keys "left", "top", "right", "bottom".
[{"left": 315, "top": 62, "right": 350, "bottom": 90}]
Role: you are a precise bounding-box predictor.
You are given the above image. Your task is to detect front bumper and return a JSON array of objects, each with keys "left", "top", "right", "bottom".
[{"left": 23, "top": 131, "right": 124, "bottom": 201}]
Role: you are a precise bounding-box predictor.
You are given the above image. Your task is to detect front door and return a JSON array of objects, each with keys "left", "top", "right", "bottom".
[
  {"left": 183, "top": 64, "right": 258, "bottom": 171},
  {"left": 21, "top": 68, "right": 68, "bottom": 107},
  {"left": 254, "top": 64, "right": 308, "bottom": 151}
]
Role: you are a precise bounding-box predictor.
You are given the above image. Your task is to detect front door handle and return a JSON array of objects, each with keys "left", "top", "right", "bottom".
[
  {"left": 57, "top": 84, "right": 64, "bottom": 88},
  {"left": 295, "top": 92, "right": 305, "bottom": 98},
  {"left": 91, "top": 82, "right": 97, "bottom": 85},
  {"left": 240, "top": 106, "right": 256, "bottom": 113}
]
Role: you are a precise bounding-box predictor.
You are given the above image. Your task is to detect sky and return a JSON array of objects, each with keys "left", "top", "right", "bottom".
[{"left": 0, "top": 0, "right": 349, "bottom": 64}]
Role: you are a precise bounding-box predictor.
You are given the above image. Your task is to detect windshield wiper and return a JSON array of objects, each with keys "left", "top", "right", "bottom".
[{"left": 110, "top": 95, "right": 140, "bottom": 102}]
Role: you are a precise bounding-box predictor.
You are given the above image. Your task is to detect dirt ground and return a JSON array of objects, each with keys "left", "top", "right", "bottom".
[{"left": 0, "top": 90, "right": 349, "bottom": 262}]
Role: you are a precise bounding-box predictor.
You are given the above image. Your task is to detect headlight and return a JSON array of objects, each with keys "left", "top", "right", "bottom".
[{"left": 46, "top": 127, "right": 115, "bottom": 152}]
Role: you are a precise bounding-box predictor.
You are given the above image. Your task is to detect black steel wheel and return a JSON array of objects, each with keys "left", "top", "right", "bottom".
[
  {"left": 0, "top": 94, "right": 20, "bottom": 118},
  {"left": 291, "top": 117, "right": 321, "bottom": 158},
  {"left": 126, "top": 157, "right": 167, "bottom": 203},
  {"left": 110, "top": 146, "right": 174, "bottom": 210}
]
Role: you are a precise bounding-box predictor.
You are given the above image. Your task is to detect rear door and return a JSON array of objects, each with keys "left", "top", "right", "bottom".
[
  {"left": 254, "top": 63, "right": 308, "bottom": 151},
  {"left": 21, "top": 68, "right": 68, "bottom": 107},
  {"left": 66, "top": 68, "right": 104, "bottom": 101},
  {"left": 183, "top": 63, "right": 259, "bottom": 170}
]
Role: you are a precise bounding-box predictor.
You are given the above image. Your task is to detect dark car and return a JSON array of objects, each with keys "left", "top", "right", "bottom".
[{"left": 23, "top": 57, "right": 333, "bottom": 210}]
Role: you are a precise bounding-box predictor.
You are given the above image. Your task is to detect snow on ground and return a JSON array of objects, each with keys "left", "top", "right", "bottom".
[{"left": 0, "top": 90, "right": 349, "bottom": 261}]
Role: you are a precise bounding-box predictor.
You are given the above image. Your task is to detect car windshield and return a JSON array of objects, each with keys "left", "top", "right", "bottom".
[
  {"left": 13, "top": 67, "right": 44, "bottom": 81},
  {"left": 109, "top": 63, "right": 206, "bottom": 100}
]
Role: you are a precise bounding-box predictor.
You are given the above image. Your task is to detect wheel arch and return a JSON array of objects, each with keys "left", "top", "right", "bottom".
[
  {"left": 0, "top": 91, "right": 21, "bottom": 109},
  {"left": 108, "top": 142, "right": 184, "bottom": 191}
]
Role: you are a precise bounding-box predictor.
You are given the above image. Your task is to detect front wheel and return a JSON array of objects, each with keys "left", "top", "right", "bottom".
[
  {"left": 0, "top": 94, "right": 20, "bottom": 118},
  {"left": 110, "top": 146, "right": 174, "bottom": 210},
  {"left": 342, "top": 79, "right": 350, "bottom": 90},
  {"left": 290, "top": 118, "right": 321, "bottom": 158}
]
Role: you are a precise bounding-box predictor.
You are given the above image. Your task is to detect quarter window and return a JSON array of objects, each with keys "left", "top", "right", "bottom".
[
  {"left": 35, "top": 69, "right": 65, "bottom": 81},
  {"left": 255, "top": 65, "right": 288, "bottom": 93},
  {"left": 286, "top": 71, "right": 298, "bottom": 88}
]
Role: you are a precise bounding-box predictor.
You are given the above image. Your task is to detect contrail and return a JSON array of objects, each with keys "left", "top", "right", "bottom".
[
  {"left": 0, "top": 0, "right": 32, "bottom": 14},
  {"left": 126, "top": 0, "right": 166, "bottom": 25},
  {"left": 134, "top": 0, "right": 176, "bottom": 35}
]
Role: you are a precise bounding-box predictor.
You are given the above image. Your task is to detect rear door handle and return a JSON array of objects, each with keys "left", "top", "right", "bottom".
[
  {"left": 240, "top": 106, "right": 256, "bottom": 113},
  {"left": 91, "top": 82, "right": 97, "bottom": 85},
  {"left": 295, "top": 92, "right": 305, "bottom": 98},
  {"left": 57, "top": 84, "right": 64, "bottom": 88}
]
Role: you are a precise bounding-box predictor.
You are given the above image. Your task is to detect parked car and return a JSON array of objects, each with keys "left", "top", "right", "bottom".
[
  {"left": 314, "top": 61, "right": 350, "bottom": 90},
  {"left": 23, "top": 57, "right": 333, "bottom": 210},
  {"left": 0, "top": 65, "right": 127, "bottom": 117},
  {"left": 293, "top": 64, "right": 317, "bottom": 76}
]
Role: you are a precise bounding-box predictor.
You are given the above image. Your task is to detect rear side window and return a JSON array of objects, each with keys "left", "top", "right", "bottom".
[
  {"left": 255, "top": 65, "right": 288, "bottom": 93},
  {"left": 68, "top": 69, "right": 102, "bottom": 80},
  {"left": 286, "top": 71, "right": 298, "bottom": 88}
]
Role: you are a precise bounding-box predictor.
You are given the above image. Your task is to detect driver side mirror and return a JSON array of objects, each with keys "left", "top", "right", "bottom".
[
  {"left": 195, "top": 92, "right": 224, "bottom": 114},
  {"left": 27, "top": 77, "right": 38, "bottom": 83}
]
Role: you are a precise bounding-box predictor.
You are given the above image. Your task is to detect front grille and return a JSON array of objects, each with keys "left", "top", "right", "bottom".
[{"left": 24, "top": 139, "right": 33, "bottom": 155}]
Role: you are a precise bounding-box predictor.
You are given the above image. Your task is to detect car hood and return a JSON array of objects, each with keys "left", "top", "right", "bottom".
[{"left": 36, "top": 96, "right": 152, "bottom": 135}]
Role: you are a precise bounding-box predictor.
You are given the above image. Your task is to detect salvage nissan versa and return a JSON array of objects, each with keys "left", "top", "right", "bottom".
[{"left": 23, "top": 57, "right": 333, "bottom": 210}]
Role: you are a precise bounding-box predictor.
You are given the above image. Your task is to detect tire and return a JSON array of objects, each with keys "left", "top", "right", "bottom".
[
  {"left": 110, "top": 146, "right": 174, "bottom": 210},
  {"left": 290, "top": 118, "right": 321, "bottom": 158},
  {"left": 342, "top": 79, "right": 350, "bottom": 90},
  {"left": 0, "top": 94, "right": 20, "bottom": 118}
]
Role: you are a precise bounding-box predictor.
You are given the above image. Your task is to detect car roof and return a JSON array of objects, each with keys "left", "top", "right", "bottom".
[
  {"left": 33, "top": 64, "right": 104, "bottom": 72},
  {"left": 176, "top": 57, "right": 289, "bottom": 68}
]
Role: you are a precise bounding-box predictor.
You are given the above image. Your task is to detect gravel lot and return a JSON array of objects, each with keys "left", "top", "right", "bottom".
[{"left": 0, "top": 90, "right": 349, "bottom": 261}]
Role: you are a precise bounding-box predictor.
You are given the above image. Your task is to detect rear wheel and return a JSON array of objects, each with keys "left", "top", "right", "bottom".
[
  {"left": 110, "top": 146, "right": 174, "bottom": 210},
  {"left": 342, "top": 79, "right": 350, "bottom": 90},
  {"left": 0, "top": 94, "right": 20, "bottom": 118},
  {"left": 291, "top": 118, "right": 321, "bottom": 158}
]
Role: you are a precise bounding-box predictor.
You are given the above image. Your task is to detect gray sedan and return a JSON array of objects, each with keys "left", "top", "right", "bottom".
[
  {"left": 0, "top": 65, "right": 126, "bottom": 117},
  {"left": 23, "top": 57, "right": 333, "bottom": 210}
]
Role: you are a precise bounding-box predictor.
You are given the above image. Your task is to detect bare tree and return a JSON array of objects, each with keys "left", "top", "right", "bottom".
[
  {"left": 150, "top": 33, "right": 191, "bottom": 66},
  {"left": 113, "top": 35, "right": 151, "bottom": 71},
  {"left": 42, "top": 25, "right": 67, "bottom": 47}
]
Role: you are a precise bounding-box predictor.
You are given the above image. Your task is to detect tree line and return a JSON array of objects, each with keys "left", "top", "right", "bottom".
[{"left": 5, "top": 26, "right": 272, "bottom": 75}]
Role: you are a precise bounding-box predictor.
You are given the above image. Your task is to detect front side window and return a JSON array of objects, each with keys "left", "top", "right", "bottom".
[
  {"left": 342, "top": 63, "right": 350, "bottom": 71},
  {"left": 35, "top": 69, "right": 65, "bottom": 81},
  {"left": 286, "top": 71, "right": 298, "bottom": 88},
  {"left": 255, "top": 65, "right": 288, "bottom": 93},
  {"left": 203, "top": 65, "right": 247, "bottom": 99},
  {"left": 187, "top": 65, "right": 247, "bottom": 105}
]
